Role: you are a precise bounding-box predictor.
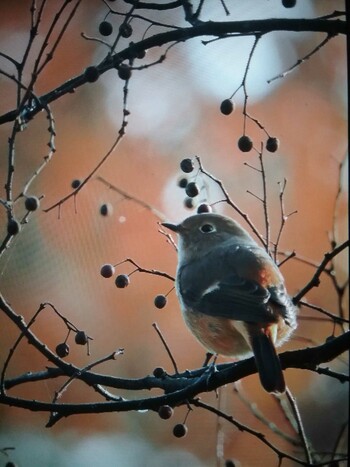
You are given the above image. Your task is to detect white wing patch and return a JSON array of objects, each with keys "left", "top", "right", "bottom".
[{"left": 200, "top": 282, "right": 221, "bottom": 297}]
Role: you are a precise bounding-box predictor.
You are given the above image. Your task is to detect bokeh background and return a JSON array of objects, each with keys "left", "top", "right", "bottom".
[{"left": 0, "top": 1, "right": 348, "bottom": 466}]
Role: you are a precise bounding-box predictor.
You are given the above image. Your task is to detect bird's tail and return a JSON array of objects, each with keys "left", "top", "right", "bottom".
[{"left": 250, "top": 329, "right": 285, "bottom": 393}]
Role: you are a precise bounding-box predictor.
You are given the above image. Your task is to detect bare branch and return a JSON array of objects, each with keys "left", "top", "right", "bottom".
[
  {"left": 196, "top": 156, "right": 266, "bottom": 246},
  {"left": 293, "top": 240, "right": 349, "bottom": 304},
  {"left": 97, "top": 176, "right": 167, "bottom": 221},
  {"left": 152, "top": 322, "right": 179, "bottom": 374},
  {"left": 233, "top": 383, "right": 300, "bottom": 446},
  {"left": 299, "top": 300, "right": 349, "bottom": 325},
  {"left": 114, "top": 258, "right": 175, "bottom": 282},
  {"left": 193, "top": 399, "right": 308, "bottom": 466},
  {"left": 267, "top": 33, "right": 336, "bottom": 84},
  {"left": 43, "top": 78, "right": 130, "bottom": 213},
  {"left": 285, "top": 387, "right": 313, "bottom": 465},
  {"left": 0, "top": 18, "right": 345, "bottom": 125}
]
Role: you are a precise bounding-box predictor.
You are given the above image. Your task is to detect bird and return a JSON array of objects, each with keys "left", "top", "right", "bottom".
[{"left": 162, "top": 213, "right": 297, "bottom": 393}]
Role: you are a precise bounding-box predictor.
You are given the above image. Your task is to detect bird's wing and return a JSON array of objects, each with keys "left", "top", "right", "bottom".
[{"left": 178, "top": 245, "right": 278, "bottom": 323}]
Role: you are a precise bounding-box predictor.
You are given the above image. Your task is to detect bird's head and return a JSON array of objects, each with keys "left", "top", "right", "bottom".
[{"left": 162, "top": 213, "right": 256, "bottom": 263}]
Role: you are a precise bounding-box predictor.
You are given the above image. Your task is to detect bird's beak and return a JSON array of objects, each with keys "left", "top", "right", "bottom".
[{"left": 161, "top": 222, "right": 180, "bottom": 233}]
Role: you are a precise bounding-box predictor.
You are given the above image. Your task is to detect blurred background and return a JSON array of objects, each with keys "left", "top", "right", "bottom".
[{"left": 0, "top": 1, "right": 348, "bottom": 466}]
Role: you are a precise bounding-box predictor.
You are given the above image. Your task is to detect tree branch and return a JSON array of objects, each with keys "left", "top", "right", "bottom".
[
  {"left": 293, "top": 240, "right": 349, "bottom": 304},
  {"left": 2, "top": 332, "right": 349, "bottom": 417},
  {"left": 0, "top": 18, "right": 345, "bottom": 125}
]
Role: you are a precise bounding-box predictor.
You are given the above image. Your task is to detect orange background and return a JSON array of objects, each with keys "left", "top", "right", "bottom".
[{"left": 0, "top": 1, "right": 348, "bottom": 466}]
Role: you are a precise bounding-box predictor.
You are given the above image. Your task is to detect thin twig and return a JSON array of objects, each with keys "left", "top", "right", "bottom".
[
  {"left": 158, "top": 227, "right": 178, "bottom": 251},
  {"left": 274, "top": 179, "right": 297, "bottom": 262},
  {"left": 196, "top": 156, "right": 266, "bottom": 247},
  {"left": 114, "top": 258, "right": 175, "bottom": 282},
  {"left": 218, "top": 0, "right": 230, "bottom": 16},
  {"left": 293, "top": 240, "right": 349, "bottom": 304},
  {"left": 328, "top": 154, "right": 349, "bottom": 322},
  {"left": 258, "top": 146, "right": 270, "bottom": 253},
  {"left": 267, "top": 33, "right": 336, "bottom": 84},
  {"left": 242, "top": 35, "right": 262, "bottom": 135},
  {"left": 310, "top": 367, "right": 349, "bottom": 383},
  {"left": 285, "top": 387, "right": 313, "bottom": 465},
  {"left": 299, "top": 300, "right": 349, "bottom": 324},
  {"left": 44, "top": 51, "right": 132, "bottom": 212},
  {"left": 97, "top": 176, "right": 167, "bottom": 221},
  {"left": 16, "top": 103, "right": 56, "bottom": 200},
  {"left": 233, "top": 383, "right": 301, "bottom": 446},
  {"left": 47, "top": 349, "right": 124, "bottom": 426},
  {"left": 152, "top": 322, "right": 179, "bottom": 374},
  {"left": 54, "top": 350, "right": 124, "bottom": 404},
  {"left": 331, "top": 422, "right": 348, "bottom": 462},
  {"left": 43, "top": 81, "right": 129, "bottom": 213},
  {"left": 278, "top": 250, "right": 333, "bottom": 274},
  {"left": 0, "top": 303, "right": 45, "bottom": 391},
  {"left": 278, "top": 250, "right": 296, "bottom": 267},
  {"left": 192, "top": 398, "right": 310, "bottom": 466}
]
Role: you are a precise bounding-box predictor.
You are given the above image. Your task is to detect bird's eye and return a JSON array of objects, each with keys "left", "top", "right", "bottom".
[{"left": 200, "top": 223, "right": 215, "bottom": 233}]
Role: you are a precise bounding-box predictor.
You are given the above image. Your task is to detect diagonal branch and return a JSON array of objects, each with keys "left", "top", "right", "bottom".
[
  {"left": 0, "top": 18, "right": 346, "bottom": 125},
  {"left": 293, "top": 240, "right": 349, "bottom": 304}
]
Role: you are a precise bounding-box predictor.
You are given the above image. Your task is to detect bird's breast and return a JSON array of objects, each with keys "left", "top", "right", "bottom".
[{"left": 182, "top": 308, "right": 252, "bottom": 358}]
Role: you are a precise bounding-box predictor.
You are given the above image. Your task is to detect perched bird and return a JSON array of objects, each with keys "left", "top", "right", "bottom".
[{"left": 162, "top": 213, "right": 297, "bottom": 393}]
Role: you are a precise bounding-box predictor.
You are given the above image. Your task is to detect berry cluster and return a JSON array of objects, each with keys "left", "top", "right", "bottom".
[
  {"left": 91, "top": 18, "right": 146, "bottom": 84},
  {"left": 71, "top": 180, "right": 114, "bottom": 216},
  {"left": 178, "top": 158, "right": 212, "bottom": 213},
  {"left": 156, "top": 401, "right": 189, "bottom": 438},
  {"left": 7, "top": 195, "right": 41, "bottom": 237},
  {"left": 100, "top": 264, "right": 171, "bottom": 309},
  {"left": 98, "top": 19, "right": 134, "bottom": 39},
  {"left": 219, "top": 96, "right": 280, "bottom": 155},
  {"left": 55, "top": 330, "right": 90, "bottom": 358}
]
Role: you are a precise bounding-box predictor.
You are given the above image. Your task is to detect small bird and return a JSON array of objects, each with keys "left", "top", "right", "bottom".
[{"left": 162, "top": 213, "right": 297, "bottom": 393}]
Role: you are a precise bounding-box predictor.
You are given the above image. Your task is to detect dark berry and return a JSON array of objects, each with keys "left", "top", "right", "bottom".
[
  {"left": 184, "top": 197, "right": 196, "bottom": 209},
  {"left": 115, "top": 274, "right": 130, "bottom": 288},
  {"left": 100, "top": 203, "right": 113, "bottom": 216},
  {"left": 237, "top": 135, "right": 253, "bottom": 152},
  {"left": 99, "top": 21, "right": 113, "bottom": 36},
  {"left": 25, "top": 196, "right": 40, "bottom": 211},
  {"left": 71, "top": 179, "right": 81, "bottom": 189},
  {"left": 84, "top": 66, "right": 99, "bottom": 83},
  {"left": 220, "top": 99, "right": 234, "bottom": 115},
  {"left": 158, "top": 405, "right": 174, "bottom": 419},
  {"left": 197, "top": 203, "right": 212, "bottom": 213},
  {"left": 7, "top": 219, "right": 21, "bottom": 236},
  {"left": 154, "top": 294, "right": 167, "bottom": 309},
  {"left": 75, "top": 331, "right": 88, "bottom": 345},
  {"left": 178, "top": 177, "right": 188, "bottom": 189},
  {"left": 153, "top": 367, "right": 166, "bottom": 378},
  {"left": 173, "top": 423, "right": 188, "bottom": 438},
  {"left": 118, "top": 63, "right": 132, "bottom": 80},
  {"left": 100, "top": 263, "right": 115, "bottom": 278},
  {"left": 119, "top": 23, "right": 133, "bottom": 38},
  {"left": 5, "top": 462, "right": 18, "bottom": 467},
  {"left": 185, "top": 182, "right": 199, "bottom": 198},
  {"left": 136, "top": 49, "right": 146, "bottom": 59},
  {"left": 180, "top": 158, "right": 194, "bottom": 173},
  {"left": 282, "top": 0, "right": 296, "bottom": 7},
  {"left": 225, "top": 461, "right": 236, "bottom": 467},
  {"left": 56, "top": 342, "right": 69, "bottom": 358},
  {"left": 266, "top": 137, "right": 279, "bottom": 153}
]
